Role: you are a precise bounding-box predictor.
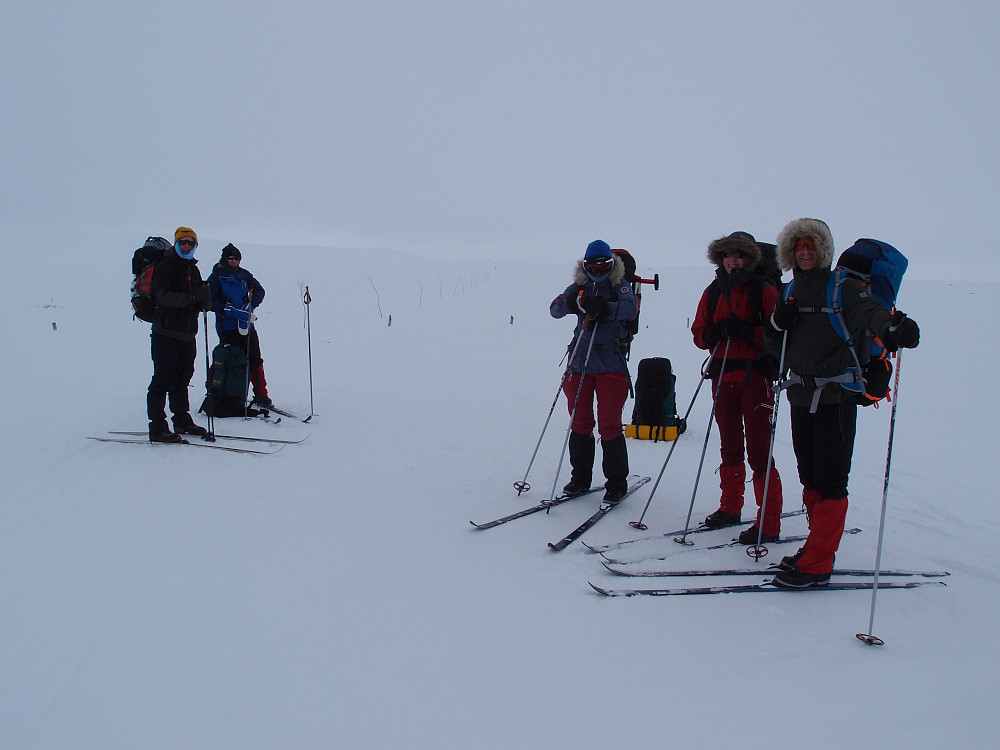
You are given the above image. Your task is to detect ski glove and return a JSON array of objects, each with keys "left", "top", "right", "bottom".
[
  {"left": 578, "top": 296, "right": 607, "bottom": 317},
  {"left": 224, "top": 302, "right": 256, "bottom": 324},
  {"left": 701, "top": 322, "right": 724, "bottom": 347},
  {"left": 193, "top": 284, "right": 212, "bottom": 312},
  {"left": 719, "top": 318, "right": 756, "bottom": 343},
  {"left": 885, "top": 312, "right": 920, "bottom": 350},
  {"left": 771, "top": 297, "right": 799, "bottom": 331}
]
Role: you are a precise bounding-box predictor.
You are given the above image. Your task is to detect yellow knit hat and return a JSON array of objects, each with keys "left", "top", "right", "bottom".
[{"left": 174, "top": 226, "right": 198, "bottom": 242}]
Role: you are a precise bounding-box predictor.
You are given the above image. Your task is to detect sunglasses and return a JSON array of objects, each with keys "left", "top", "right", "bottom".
[
  {"left": 585, "top": 257, "right": 613, "bottom": 271},
  {"left": 178, "top": 239, "right": 197, "bottom": 248},
  {"left": 723, "top": 250, "right": 748, "bottom": 259}
]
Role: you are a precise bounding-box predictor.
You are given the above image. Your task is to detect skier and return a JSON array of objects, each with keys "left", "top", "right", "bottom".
[
  {"left": 766, "top": 218, "right": 920, "bottom": 588},
  {"left": 207, "top": 243, "right": 273, "bottom": 409},
  {"left": 692, "top": 231, "right": 784, "bottom": 543},
  {"left": 550, "top": 240, "right": 639, "bottom": 504},
  {"left": 147, "top": 227, "right": 212, "bottom": 442}
]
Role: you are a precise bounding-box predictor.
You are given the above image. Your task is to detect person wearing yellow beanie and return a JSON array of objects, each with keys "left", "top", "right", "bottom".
[
  {"left": 174, "top": 227, "right": 198, "bottom": 259},
  {"left": 146, "top": 226, "right": 212, "bottom": 441}
]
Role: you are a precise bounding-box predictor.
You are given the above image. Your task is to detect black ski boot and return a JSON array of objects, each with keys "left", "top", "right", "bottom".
[
  {"left": 703, "top": 509, "right": 741, "bottom": 528},
  {"left": 777, "top": 547, "right": 806, "bottom": 571},
  {"left": 737, "top": 525, "right": 779, "bottom": 545},
  {"left": 149, "top": 420, "right": 183, "bottom": 443},
  {"left": 770, "top": 565, "right": 831, "bottom": 589}
]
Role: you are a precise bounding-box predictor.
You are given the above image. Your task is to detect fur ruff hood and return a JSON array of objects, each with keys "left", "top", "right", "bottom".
[
  {"left": 707, "top": 233, "right": 761, "bottom": 268},
  {"left": 573, "top": 254, "right": 627, "bottom": 286},
  {"left": 776, "top": 218, "right": 835, "bottom": 271}
]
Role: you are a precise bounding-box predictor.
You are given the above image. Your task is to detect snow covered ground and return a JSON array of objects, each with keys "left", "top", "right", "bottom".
[{"left": 1, "top": 233, "right": 996, "bottom": 748}]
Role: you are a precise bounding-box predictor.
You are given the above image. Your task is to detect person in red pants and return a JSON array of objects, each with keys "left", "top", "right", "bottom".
[
  {"left": 692, "top": 231, "right": 784, "bottom": 543},
  {"left": 766, "top": 218, "right": 921, "bottom": 588},
  {"left": 550, "top": 240, "right": 639, "bottom": 504},
  {"left": 207, "top": 243, "right": 273, "bottom": 409}
]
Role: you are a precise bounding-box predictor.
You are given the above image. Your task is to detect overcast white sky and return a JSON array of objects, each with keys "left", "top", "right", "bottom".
[{"left": 3, "top": 1, "right": 997, "bottom": 273}]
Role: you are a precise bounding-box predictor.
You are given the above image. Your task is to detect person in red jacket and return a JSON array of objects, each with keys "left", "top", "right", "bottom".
[{"left": 691, "top": 232, "right": 784, "bottom": 543}]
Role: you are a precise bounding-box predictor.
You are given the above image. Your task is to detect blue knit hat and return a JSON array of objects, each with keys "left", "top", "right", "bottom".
[{"left": 585, "top": 239, "right": 612, "bottom": 260}]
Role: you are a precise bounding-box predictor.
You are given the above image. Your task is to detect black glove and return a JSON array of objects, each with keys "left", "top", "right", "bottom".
[
  {"left": 702, "top": 322, "right": 724, "bottom": 347},
  {"left": 771, "top": 297, "right": 799, "bottom": 330},
  {"left": 885, "top": 312, "right": 920, "bottom": 350},
  {"left": 193, "top": 284, "right": 212, "bottom": 312},
  {"left": 720, "top": 318, "right": 756, "bottom": 343},
  {"left": 579, "top": 296, "right": 607, "bottom": 317}
]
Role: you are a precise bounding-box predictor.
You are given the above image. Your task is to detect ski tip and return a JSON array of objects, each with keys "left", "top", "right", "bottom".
[{"left": 589, "top": 582, "right": 612, "bottom": 596}]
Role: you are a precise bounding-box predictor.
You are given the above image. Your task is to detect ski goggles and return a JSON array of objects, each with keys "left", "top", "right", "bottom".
[
  {"left": 584, "top": 256, "right": 614, "bottom": 274},
  {"left": 723, "top": 250, "right": 749, "bottom": 259},
  {"left": 177, "top": 239, "right": 197, "bottom": 248}
]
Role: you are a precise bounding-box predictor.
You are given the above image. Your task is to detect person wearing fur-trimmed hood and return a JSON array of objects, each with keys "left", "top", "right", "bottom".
[
  {"left": 765, "top": 218, "right": 921, "bottom": 588},
  {"left": 692, "top": 231, "right": 784, "bottom": 543},
  {"left": 550, "top": 240, "right": 639, "bottom": 505}
]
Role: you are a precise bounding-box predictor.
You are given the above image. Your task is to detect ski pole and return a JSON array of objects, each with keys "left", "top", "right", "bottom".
[
  {"left": 514, "top": 325, "right": 588, "bottom": 495},
  {"left": 628, "top": 344, "right": 719, "bottom": 531},
  {"left": 857, "top": 350, "right": 904, "bottom": 647},
  {"left": 746, "top": 328, "right": 789, "bottom": 560},
  {"left": 303, "top": 286, "right": 315, "bottom": 419},
  {"left": 549, "top": 319, "right": 600, "bottom": 504},
  {"left": 674, "top": 338, "right": 731, "bottom": 545},
  {"left": 201, "top": 310, "right": 216, "bottom": 441},
  {"left": 242, "top": 289, "right": 254, "bottom": 420}
]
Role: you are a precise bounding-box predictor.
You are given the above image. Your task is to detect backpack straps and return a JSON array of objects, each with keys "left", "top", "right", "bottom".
[
  {"left": 778, "top": 270, "right": 869, "bottom": 412},
  {"left": 706, "top": 273, "right": 768, "bottom": 326}
]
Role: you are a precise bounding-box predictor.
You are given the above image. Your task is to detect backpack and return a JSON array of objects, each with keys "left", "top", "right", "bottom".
[
  {"left": 131, "top": 236, "right": 172, "bottom": 322},
  {"left": 626, "top": 357, "right": 686, "bottom": 441},
  {"left": 199, "top": 343, "right": 257, "bottom": 417},
  {"left": 610, "top": 248, "right": 659, "bottom": 361},
  {"left": 782, "top": 238, "right": 907, "bottom": 408},
  {"left": 752, "top": 242, "right": 783, "bottom": 290}
]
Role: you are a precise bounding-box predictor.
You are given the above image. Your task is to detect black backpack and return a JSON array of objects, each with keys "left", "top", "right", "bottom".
[
  {"left": 629, "top": 357, "right": 686, "bottom": 440},
  {"left": 752, "top": 242, "right": 783, "bottom": 290},
  {"left": 131, "top": 236, "right": 172, "bottom": 322}
]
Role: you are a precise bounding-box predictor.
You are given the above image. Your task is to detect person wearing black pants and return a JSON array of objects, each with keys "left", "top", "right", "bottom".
[
  {"left": 766, "top": 218, "right": 920, "bottom": 588},
  {"left": 147, "top": 227, "right": 212, "bottom": 442}
]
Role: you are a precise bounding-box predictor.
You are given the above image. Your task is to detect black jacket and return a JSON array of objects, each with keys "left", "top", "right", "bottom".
[{"left": 152, "top": 252, "right": 204, "bottom": 341}]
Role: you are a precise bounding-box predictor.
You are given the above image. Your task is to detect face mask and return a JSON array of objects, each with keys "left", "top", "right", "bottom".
[{"left": 175, "top": 240, "right": 197, "bottom": 259}]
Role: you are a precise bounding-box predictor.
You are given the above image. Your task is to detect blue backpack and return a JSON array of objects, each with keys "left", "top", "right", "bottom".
[{"left": 782, "top": 239, "right": 907, "bottom": 408}]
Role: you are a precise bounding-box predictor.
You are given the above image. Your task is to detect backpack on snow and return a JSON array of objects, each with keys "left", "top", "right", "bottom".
[
  {"left": 131, "top": 236, "right": 172, "bottom": 322},
  {"left": 625, "top": 357, "right": 686, "bottom": 441},
  {"left": 781, "top": 238, "right": 907, "bottom": 409},
  {"left": 199, "top": 343, "right": 261, "bottom": 418}
]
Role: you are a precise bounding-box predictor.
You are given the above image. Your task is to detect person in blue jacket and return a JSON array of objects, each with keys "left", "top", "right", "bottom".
[
  {"left": 550, "top": 240, "right": 639, "bottom": 504},
  {"left": 207, "top": 243, "right": 273, "bottom": 408}
]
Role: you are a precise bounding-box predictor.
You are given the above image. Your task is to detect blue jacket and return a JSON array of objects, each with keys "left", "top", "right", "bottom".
[
  {"left": 550, "top": 256, "right": 638, "bottom": 375},
  {"left": 207, "top": 263, "right": 266, "bottom": 336}
]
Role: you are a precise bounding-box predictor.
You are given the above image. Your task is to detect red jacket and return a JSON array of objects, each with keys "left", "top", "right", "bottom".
[{"left": 692, "top": 272, "right": 778, "bottom": 383}]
